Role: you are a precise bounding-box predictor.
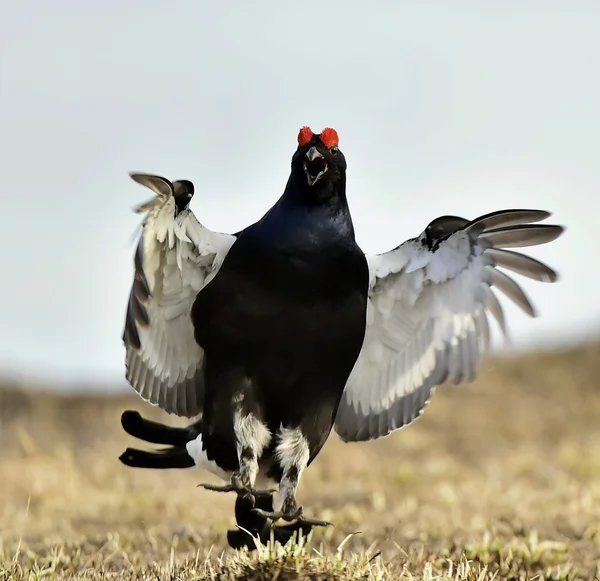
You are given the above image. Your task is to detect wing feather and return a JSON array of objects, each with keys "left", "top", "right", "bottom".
[
  {"left": 123, "top": 173, "right": 236, "bottom": 417},
  {"left": 335, "top": 209, "right": 564, "bottom": 442},
  {"left": 485, "top": 265, "right": 536, "bottom": 317},
  {"left": 480, "top": 224, "right": 563, "bottom": 248},
  {"left": 485, "top": 248, "right": 558, "bottom": 282}
]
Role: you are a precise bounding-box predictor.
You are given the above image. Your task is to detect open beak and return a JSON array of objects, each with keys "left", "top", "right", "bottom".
[{"left": 303, "top": 147, "right": 328, "bottom": 186}]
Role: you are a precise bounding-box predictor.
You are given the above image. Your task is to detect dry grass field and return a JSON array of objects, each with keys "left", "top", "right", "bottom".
[{"left": 1, "top": 340, "right": 600, "bottom": 580}]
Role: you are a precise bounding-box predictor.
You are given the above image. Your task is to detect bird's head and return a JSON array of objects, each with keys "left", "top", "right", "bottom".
[{"left": 291, "top": 126, "right": 346, "bottom": 200}]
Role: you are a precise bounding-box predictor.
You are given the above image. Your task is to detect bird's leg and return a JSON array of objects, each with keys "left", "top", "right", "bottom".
[
  {"left": 200, "top": 408, "right": 273, "bottom": 503},
  {"left": 253, "top": 426, "right": 333, "bottom": 528},
  {"left": 234, "top": 408, "right": 273, "bottom": 504}
]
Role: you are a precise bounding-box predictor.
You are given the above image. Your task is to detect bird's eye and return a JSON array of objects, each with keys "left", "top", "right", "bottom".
[{"left": 330, "top": 145, "right": 338, "bottom": 153}]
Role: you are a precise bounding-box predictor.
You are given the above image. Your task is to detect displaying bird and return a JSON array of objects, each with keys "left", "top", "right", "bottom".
[{"left": 119, "top": 126, "right": 564, "bottom": 543}]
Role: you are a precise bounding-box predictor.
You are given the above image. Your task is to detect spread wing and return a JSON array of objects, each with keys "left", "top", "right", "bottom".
[
  {"left": 335, "top": 209, "right": 564, "bottom": 442},
  {"left": 122, "top": 173, "right": 236, "bottom": 417}
]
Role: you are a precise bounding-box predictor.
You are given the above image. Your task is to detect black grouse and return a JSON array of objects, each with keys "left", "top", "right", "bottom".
[{"left": 119, "top": 126, "right": 564, "bottom": 545}]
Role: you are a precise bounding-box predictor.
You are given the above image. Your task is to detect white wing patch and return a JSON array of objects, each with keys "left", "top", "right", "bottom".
[
  {"left": 335, "top": 210, "right": 564, "bottom": 442},
  {"left": 123, "top": 174, "right": 236, "bottom": 417}
]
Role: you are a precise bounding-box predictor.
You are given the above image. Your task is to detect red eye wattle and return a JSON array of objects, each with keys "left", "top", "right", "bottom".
[
  {"left": 298, "top": 126, "right": 314, "bottom": 147},
  {"left": 319, "top": 127, "right": 339, "bottom": 150}
]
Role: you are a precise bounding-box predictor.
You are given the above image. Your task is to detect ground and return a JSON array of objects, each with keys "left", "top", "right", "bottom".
[{"left": 1, "top": 341, "right": 600, "bottom": 580}]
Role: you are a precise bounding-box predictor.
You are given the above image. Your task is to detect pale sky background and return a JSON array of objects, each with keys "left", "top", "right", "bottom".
[{"left": 0, "top": 0, "right": 598, "bottom": 392}]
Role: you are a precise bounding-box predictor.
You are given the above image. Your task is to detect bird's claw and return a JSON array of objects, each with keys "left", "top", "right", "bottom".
[
  {"left": 197, "top": 482, "right": 276, "bottom": 503},
  {"left": 252, "top": 507, "right": 333, "bottom": 528}
]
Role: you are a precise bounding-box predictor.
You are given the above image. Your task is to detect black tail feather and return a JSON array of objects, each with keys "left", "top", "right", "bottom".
[
  {"left": 119, "top": 446, "right": 195, "bottom": 469},
  {"left": 119, "top": 410, "right": 201, "bottom": 470},
  {"left": 120, "top": 410, "right": 201, "bottom": 446}
]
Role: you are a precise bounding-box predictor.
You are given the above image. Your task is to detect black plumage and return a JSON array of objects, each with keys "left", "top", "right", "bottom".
[{"left": 190, "top": 129, "right": 369, "bottom": 524}]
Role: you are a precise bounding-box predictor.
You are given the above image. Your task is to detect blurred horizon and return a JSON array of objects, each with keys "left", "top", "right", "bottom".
[
  {"left": 2, "top": 336, "right": 599, "bottom": 396},
  {"left": 1, "top": 0, "right": 599, "bottom": 392}
]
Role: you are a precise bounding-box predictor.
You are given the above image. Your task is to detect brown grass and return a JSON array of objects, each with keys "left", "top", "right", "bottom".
[{"left": 1, "top": 340, "right": 600, "bottom": 580}]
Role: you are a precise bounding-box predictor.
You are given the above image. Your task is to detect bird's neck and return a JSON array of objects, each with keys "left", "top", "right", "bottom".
[{"left": 262, "top": 174, "right": 356, "bottom": 242}]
